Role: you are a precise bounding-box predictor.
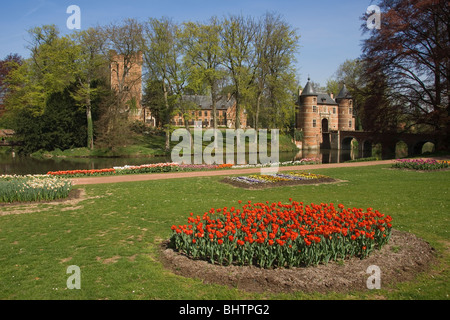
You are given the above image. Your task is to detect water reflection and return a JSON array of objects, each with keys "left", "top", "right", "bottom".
[
  {"left": 295, "top": 149, "right": 362, "bottom": 164},
  {"left": 0, "top": 148, "right": 370, "bottom": 175}
]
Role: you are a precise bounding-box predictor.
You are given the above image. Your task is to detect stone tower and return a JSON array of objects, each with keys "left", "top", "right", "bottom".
[
  {"left": 296, "top": 78, "right": 356, "bottom": 149},
  {"left": 335, "top": 83, "right": 355, "bottom": 131},
  {"left": 297, "top": 78, "right": 320, "bottom": 148},
  {"left": 109, "top": 50, "right": 143, "bottom": 121}
]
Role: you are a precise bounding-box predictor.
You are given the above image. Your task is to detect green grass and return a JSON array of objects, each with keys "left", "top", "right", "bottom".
[
  {"left": 30, "top": 130, "right": 299, "bottom": 159},
  {"left": 0, "top": 164, "right": 448, "bottom": 300}
]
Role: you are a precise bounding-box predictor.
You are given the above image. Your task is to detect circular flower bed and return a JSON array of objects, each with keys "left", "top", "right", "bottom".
[
  {"left": 222, "top": 172, "right": 337, "bottom": 189},
  {"left": 170, "top": 199, "right": 393, "bottom": 268}
]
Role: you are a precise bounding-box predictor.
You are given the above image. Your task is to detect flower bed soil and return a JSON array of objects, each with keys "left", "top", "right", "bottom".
[
  {"left": 221, "top": 177, "right": 341, "bottom": 189},
  {"left": 159, "top": 229, "right": 436, "bottom": 294}
]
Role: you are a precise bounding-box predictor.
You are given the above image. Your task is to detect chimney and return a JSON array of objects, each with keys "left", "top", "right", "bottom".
[
  {"left": 299, "top": 89, "right": 303, "bottom": 95},
  {"left": 330, "top": 92, "right": 334, "bottom": 99}
]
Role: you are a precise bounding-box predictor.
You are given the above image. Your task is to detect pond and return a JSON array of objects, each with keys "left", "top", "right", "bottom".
[{"left": 0, "top": 148, "right": 379, "bottom": 175}]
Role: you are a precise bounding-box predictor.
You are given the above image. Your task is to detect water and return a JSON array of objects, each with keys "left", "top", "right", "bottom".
[{"left": 0, "top": 149, "right": 371, "bottom": 175}]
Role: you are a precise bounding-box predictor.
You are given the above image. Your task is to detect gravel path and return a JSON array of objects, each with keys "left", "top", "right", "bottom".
[{"left": 72, "top": 159, "right": 397, "bottom": 185}]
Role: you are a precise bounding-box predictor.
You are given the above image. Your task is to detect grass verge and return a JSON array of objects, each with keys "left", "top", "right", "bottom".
[{"left": 0, "top": 164, "right": 448, "bottom": 300}]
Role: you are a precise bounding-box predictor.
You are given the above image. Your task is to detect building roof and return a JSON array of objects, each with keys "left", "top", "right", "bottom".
[
  {"left": 0, "top": 129, "right": 15, "bottom": 137},
  {"left": 317, "top": 93, "right": 338, "bottom": 105},
  {"left": 336, "top": 83, "right": 352, "bottom": 100},
  {"left": 300, "top": 78, "right": 317, "bottom": 96},
  {"left": 181, "top": 95, "right": 235, "bottom": 110}
]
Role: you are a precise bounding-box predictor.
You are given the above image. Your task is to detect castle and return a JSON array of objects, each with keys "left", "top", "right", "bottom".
[
  {"left": 171, "top": 95, "right": 246, "bottom": 129},
  {"left": 109, "top": 50, "right": 145, "bottom": 121},
  {"left": 109, "top": 51, "right": 246, "bottom": 128},
  {"left": 295, "top": 78, "right": 355, "bottom": 149}
]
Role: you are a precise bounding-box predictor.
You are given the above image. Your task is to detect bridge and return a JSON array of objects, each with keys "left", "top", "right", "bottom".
[{"left": 327, "top": 130, "right": 438, "bottom": 157}]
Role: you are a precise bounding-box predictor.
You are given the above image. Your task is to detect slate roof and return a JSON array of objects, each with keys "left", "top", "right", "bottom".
[
  {"left": 300, "top": 78, "right": 316, "bottom": 96},
  {"left": 317, "top": 93, "right": 338, "bottom": 105},
  {"left": 181, "top": 95, "right": 235, "bottom": 110},
  {"left": 336, "top": 83, "right": 352, "bottom": 100}
]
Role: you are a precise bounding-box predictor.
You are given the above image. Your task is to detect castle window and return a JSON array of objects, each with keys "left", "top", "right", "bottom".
[
  {"left": 349, "top": 107, "right": 353, "bottom": 115},
  {"left": 333, "top": 107, "right": 336, "bottom": 114},
  {"left": 312, "top": 119, "right": 317, "bottom": 127},
  {"left": 349, "top": 120, "right": 352, "bottom": 128},
  {"left": 312, "top": 106, "right": 317, "bottom": 112}
]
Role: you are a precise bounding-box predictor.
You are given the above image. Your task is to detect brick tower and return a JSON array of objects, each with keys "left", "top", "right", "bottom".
[
  {"left": 335, "top": 83, "right": 355, "bottom": 131},
  {"left": 109, "top": 50, "right": 143, "bottom": 121},
  {"left": 296, "top": 78, "right": 355, "bottom": 149},
  {"left": 297, "top": 78, "right": 320, "bottom": 148}
]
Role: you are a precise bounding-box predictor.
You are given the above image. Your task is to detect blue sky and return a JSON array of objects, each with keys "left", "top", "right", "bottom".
[{"left": 0, "top": 0, "right": 373, "bottom": 86}]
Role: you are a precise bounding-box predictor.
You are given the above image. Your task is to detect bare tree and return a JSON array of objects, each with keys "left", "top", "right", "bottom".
[
  {"left": 220, "top": 14, "right": 257, "bottom": 129},
  {"left": 361, "top": 0, "right": 450, "bottom": 147}
]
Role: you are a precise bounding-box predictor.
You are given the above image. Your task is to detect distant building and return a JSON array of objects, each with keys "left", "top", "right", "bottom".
[
  {"left": 109, "top": 51, "right": 247, "bottom": 128},
  {"left": 109, "top": 50, "right": 144, "bottom": 122},
  {"left": 296, "top": 77, "right": 355, "bottom": 149},
  {"left": 172, "top": 95, "right": 247, "bottom": 129}
]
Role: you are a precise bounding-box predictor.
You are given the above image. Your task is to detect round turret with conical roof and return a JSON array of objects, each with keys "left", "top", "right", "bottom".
[
  {"left": 336, "top": 83, "right": 355, "bottom": 131},
  {"left": 297, "top": 78, "right": 321, "bottom": 149}
]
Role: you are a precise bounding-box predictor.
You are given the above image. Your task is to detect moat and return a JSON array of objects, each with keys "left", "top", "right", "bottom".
[{"left": 0, "top": 149, "right": 381, "bottom": 175}]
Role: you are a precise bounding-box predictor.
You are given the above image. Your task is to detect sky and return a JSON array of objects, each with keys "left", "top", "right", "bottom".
[{"left": 0, "top": 0, "right": 374, "bottom": 87}]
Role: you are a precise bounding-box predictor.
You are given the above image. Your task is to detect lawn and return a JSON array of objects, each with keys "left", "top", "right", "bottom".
[{"left": 0, "top": 164, "right": 448, "bottom": 300}]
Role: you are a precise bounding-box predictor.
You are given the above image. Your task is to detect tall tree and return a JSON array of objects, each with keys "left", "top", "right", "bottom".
[
  {"left": 329, "top": 59, "right": 367, "bottom": 130},
  {"left": 220, "top": 14, "right": 257, "bottom": 129},
  {"left": 142, "top": 79, "right": 166, "bottom": 128},
  {"left": 71, "top": 27, "right": 107, "bottom": 150},
  {"left": 182, "top": 17, "right": 225, "bottom": 130},
  {"left": 102, "top": 18, "right": 143, "bottom": 115},
  {"left": 255, "top": 12, "right": 299, "bottom": 130},
  {"left": 0, "top": 54, "right": 23, "bottom": 122},
  {"left": 0, "top": 54, "right": 23, "bottom": 99},
  {"left": 6, "top": 25, "right": 78, "bottom": 116},
  {"left": 361, "top": 0, "right": 450, "bottom": 147},
  {"left": 97, "top": 19, "right": 144, "bottom": 149},
  {"left": 143, "top": 17, "right": 186, "bottom": 151}
]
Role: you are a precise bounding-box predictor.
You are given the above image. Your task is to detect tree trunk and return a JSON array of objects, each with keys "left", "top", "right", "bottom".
[
  {"left": 235, "top": 88, "right": 241, "bottom": 129},
  {"left": 255, "top": 93, "right": 261, "bottom": 131},
  {"left": 163, "top": 81, "right": 171, "bottom": 152},
  {"left": 86, "top": 79, "right": 94, "bottom": 150},
  {"left": 86, "top": 105, "right": 94, "bottom": 150},
  {"left": 210, "top": 81, "right": 221, "bottom": 148}
]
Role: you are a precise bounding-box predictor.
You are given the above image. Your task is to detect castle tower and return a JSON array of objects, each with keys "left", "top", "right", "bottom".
[
  {"left": 335, "top": 83, "right": 355, "bottom": 131},
  {"left": 297, "top": 78, "right": 320, "bottom": 149},
  {"left": 110, "top": 51, "right": 143, "bottom": 121}
]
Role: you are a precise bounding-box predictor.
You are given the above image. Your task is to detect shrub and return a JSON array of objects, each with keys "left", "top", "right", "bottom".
[{"left": 170, "top": 199, "right": 393, "bottom": 268}]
